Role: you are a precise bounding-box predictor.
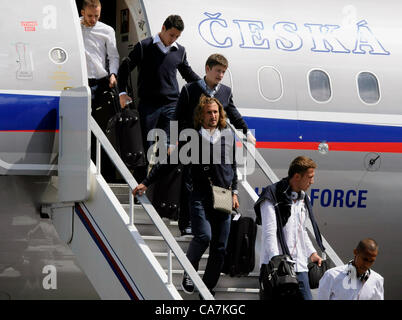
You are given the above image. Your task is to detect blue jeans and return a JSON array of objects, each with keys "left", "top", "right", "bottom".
[
  {"left": 296, "top": 272, "right": 313, "bottom": 300},
  {"left": 186, "top": 192, "right": 231, "bottom": 291}
]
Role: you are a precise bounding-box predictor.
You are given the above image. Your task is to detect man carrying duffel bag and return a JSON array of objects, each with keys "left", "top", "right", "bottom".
[{"left": 254, "top": 156, "right": 325, "bottom": 300}]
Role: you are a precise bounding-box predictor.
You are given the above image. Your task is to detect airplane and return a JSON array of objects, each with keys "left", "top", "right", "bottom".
[{"left": 0, "top": 0, "right": 400, "bottom": 300}]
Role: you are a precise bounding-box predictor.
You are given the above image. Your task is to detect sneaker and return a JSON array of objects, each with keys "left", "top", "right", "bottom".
[
  {"left": 180, "top": 227, "right": 193, "bottom": 237},
  {"left": 181, "top": 272, "right": 194, "bottom": 294}
]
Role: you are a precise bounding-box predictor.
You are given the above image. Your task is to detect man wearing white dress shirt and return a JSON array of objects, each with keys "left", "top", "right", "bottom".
[
  {"left": 318, "top": 238, "right": 384, "bottom": 300},
  {"left": 254, "top": 156, "right": 324, "bottom": 300},
  {"left": 81, "top": 0, "right": 120, "bottom": 181},
  {"left": 81, "top": 0, "right": 119, "bottom": 96}
]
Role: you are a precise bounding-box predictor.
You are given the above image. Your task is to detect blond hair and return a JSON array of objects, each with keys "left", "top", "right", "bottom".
[
  {"left": 82, "top": 0, "right": 101, "bottom": 9},
  {"left": 193, "top": 94, "right": 227, "bottom": 130}
]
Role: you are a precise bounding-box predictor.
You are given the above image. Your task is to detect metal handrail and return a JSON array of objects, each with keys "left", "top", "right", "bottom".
[
  {"left": 90, "top": 117, "right": 214, "bottom": 300},
  {"left": 0, "top": 158, "right": 57, "bottom": 174},
  {"left": 227, "top": 122, "right": 344, "bottom": 267}
]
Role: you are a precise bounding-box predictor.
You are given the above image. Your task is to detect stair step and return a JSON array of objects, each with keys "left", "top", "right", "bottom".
[
  {"left": 164, "top": 269, "right": 259, "bottom": 291},
  {"left": 141, "top": 235, "right": 193, "bottom": 252},
  {"left": 153, "top": 252, "right": 208, "bottom": 270},
  {"left": 176, "top": 286, "right": 260, "bottom": 300},
  {"left": 136, "top": 222, "right": 183, "bottom": 237},
  {"left": 109, "top": 183, "right": 261, "bottom": 300}
]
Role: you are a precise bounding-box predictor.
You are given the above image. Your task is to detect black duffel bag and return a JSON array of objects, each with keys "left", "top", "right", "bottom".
[
  {"left": 259, "top": 254, "right": 300, "bottom": 300},
  {"left": 307, "top": 258, "right": 335, "bottom": 289},
  {"left": 106, "top": 106, "right": 146, "bottom": 168}
]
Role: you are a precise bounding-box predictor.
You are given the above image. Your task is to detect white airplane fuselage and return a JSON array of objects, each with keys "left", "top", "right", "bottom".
[{"left": 0, "top": 0, "right": 401, "bottom": 299}]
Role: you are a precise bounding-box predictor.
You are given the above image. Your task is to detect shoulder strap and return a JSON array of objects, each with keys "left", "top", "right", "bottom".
[
  {"left": 304, "top": 196, "right": 326, "bottom": 252},
  {"left": 273, "top": 201, "right": 292, "bottom": 257}
]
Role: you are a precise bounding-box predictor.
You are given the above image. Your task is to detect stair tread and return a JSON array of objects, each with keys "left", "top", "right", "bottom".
[
  {"left": 142, "top": 235, "right": 192, "bottom": 241},
  {"left": 176, "top": 286, "right": 259, "bottom": 293},
  {"left": 109, "top": 183, "right": 261, "bottom": 300},
  {"left": 164, "top": 269, "right": 260, "bottom": 277}
]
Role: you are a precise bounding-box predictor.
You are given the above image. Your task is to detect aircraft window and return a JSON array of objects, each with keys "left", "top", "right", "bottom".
[
  {"left": 358, "top": 72, "right": 380, "bottom": 104},
  {"left": 308, "top": 70, "right": 331, "bottom": 102},
  {"left": 258, "top": 66, "right": 283, "bottom": 101}
]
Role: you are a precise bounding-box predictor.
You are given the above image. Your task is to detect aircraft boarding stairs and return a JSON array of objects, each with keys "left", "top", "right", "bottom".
[
  {"left": 82, "top": 121, "right": 343, "bottom": 300},
  {"left": 47, "top": 87, "right": 343, "bottom": 300},
  {"left": 105, "top": 122, "right": 344, "bottom": 300}
]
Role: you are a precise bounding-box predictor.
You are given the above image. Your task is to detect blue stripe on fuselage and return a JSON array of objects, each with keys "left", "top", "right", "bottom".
[
  {"left": 244, "top": 116, "right": 402, "bottom": 142},
  {"left": 0, "top": 93, "right": 59, "bottom": 131}
]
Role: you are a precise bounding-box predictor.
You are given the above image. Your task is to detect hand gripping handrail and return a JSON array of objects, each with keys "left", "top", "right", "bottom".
[
  {"left": 90, "top": 117, "right": 214, "bottom": 300},
  {"left": 227, "top": 122, "right": 343, "bottom": 267}
]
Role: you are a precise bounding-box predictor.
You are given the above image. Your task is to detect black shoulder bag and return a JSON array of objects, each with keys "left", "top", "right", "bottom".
[{"left": 259, "top": 204, "right": 300, "bottom": 300}]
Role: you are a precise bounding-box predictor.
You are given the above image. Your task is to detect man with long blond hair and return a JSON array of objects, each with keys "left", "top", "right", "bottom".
[
  {"left": 193, "top": 95, "right": 227, "bottom": 131},
  {"left": 133, "top": 95, "right": 239, "bottom": 298},
  {"left": 175, "top": 53, "right": 254, "bottom": 236}
]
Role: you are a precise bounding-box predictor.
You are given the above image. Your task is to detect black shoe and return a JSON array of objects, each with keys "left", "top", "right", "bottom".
[
  {"left": 180, "top": 227, "right": 193, "bottom": 237},
  {"left": 181, "top": 272, "right": 194, "bottom": 295}
]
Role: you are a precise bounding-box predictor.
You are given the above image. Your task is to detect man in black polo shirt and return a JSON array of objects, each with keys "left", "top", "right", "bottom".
[{"left": 117, "top": 15, "right": 199, "bottom": 152}]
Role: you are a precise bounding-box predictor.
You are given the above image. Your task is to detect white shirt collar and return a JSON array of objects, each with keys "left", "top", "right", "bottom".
[
  {"left": 153, "top": 33, "right": 178, "bottom": 54},
  {"left": 198, "top": 78, "right": 221, "bottom": 97},
  {"left": 200, "top": 127, "right": 221, "bottom": 144}
]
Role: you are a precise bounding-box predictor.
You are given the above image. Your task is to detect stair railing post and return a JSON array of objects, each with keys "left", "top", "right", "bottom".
[
  {"left": 96, "top": 137, "right": 101, "bottom": 175},
  {"left": 129, "top": 189, "right": 134, "bottom": 226},
  {"left": 167, "top": 249, "right": 172, "bottom": 285},
  {"left": 243, "top": 138, "right": 248, "bottom": 182}
]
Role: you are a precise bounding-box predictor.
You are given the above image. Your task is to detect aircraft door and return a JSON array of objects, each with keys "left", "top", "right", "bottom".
[{"left": 0, "top": 0, "right": 88, "bottom": 174}]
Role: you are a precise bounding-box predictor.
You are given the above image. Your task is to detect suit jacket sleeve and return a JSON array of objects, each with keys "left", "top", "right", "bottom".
[
  {"left": 175, "top": 85, "right": 191, "bottom": 131},
  {"left": 225, "top": 90, "right": 249, "bottom": 133}
]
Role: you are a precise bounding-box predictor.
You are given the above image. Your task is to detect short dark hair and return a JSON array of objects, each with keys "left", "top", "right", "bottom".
[
  {"left": 288, "top": 156, "right": 317, "bottom": 178},
  {"left": 163, "top": 15, "right": 184, "bottom": 31},
  {"left": 82, "top": 0, "right": 101, "bottom": 9},
  {"left": 206, "top": 54, "right": 229, "bottom": 69},
  {"left": 356, "top": 238, "right": 378, "bottom": 253}
]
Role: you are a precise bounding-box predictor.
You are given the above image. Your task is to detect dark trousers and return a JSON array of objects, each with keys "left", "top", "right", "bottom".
[
  {"left": 138, "top": 102, "right": 176, "bottom": 152},
  {"left": 133, "top": 101, "right": 178, "bottom": 211},
  {"left": 89, "top": 77, "right": 117, "bottom": 182},
  {"left": 186, "top": 191, "right": 231, "bottom": 291},
  {"left": 178, "top": 165, "right": 192, "bottom": 231}
]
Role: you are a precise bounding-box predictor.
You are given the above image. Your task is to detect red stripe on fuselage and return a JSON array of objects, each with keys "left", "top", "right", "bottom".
[{"left": 255, "top": 142, "right": 402, "bottom": 153}]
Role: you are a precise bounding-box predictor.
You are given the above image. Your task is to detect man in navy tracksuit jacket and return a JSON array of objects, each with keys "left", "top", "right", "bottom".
[{"left": 117, "top": 15, "right": 200, "bottom": 184}]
